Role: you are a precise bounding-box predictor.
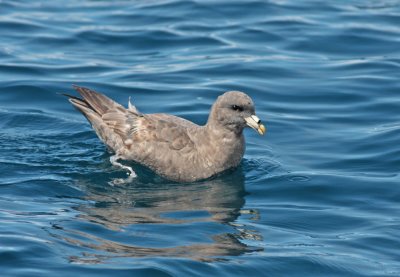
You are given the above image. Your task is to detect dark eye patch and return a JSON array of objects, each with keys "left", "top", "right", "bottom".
[{"left": 232, "top": 105, "right": 244, "bottom": 112}]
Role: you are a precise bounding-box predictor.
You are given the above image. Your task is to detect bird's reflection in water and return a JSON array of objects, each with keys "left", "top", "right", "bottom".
[{"left": 54, "top": 166, "right": 263, "bottom": 263}]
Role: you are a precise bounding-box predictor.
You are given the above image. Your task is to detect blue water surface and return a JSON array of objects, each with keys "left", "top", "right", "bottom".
[{"left": 1, "top": 0, "right": 400, "bottom": 276}]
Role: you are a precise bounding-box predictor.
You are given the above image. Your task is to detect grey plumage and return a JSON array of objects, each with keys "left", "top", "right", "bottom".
[{"left": 65, "top": 85, "right": 265, "bottom": 182}]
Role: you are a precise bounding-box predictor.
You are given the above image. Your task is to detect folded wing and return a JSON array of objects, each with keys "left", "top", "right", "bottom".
[{"left": 65, "top": 86, "right": 196, "bottom": 167}]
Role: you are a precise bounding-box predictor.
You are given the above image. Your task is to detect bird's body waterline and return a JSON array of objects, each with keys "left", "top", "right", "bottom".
[{"left": 65, "top": 86, "right": 265, "bottom": 182}]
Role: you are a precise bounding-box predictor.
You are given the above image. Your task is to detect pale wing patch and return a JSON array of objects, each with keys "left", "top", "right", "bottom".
[
  {"left": 128, "top": 96, "right": 141, "bottom": 115},
  {"left": 102, "top": 111, "right": 131, "bottom": 137},
  {"left": 127, "top": 117, "right": 147, "bottom": 136}
]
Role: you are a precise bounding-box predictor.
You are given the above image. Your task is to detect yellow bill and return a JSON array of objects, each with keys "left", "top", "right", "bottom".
[{"left": 245, "top": 115, "right": 266, "bottom": 135}]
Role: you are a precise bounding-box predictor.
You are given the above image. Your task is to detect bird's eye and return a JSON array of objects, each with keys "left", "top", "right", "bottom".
[{"left": 232, "top": 105, "right": 243, "bottom": 112}]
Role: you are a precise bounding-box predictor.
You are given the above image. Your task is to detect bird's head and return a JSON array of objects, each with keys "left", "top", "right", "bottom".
[{"left": 208, "top": 91, "right": 266, "bottom": 136}]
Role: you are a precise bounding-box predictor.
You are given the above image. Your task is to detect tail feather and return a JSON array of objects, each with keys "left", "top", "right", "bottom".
[
  {"left": 72, "top": 85, "right": 123, "bottom": 115},
  {"left": 61, "top": 92, "right": 95, "bottom": 122},
  {"left": 63, "top": 85, "right": 134, "bottom": 153},
  {"left": 61, "top": 93, "right": 83, "bottom": 102}
]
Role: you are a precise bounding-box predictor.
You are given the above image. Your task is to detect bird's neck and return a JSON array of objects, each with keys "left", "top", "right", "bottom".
[
  {"left": 204, "top": 121, "right": 243, "bottom": 141},
  {"left": 205, "top": 111, "right": 244, "bottom": 137},
  {"left": 194, "top": 122, "right": 245, "bottom": 171},
  {"left": 193, "top": 106, "right": 245, "bottom": 169}
]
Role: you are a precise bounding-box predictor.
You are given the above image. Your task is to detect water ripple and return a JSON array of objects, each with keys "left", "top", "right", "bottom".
[{"left": 1, "top": 0, "right": 400, "bottom": 276}]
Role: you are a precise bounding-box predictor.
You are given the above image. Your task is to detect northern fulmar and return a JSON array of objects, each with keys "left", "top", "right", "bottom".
[{"left": 65, "top": 86, "right": 266, "bottom": 182}]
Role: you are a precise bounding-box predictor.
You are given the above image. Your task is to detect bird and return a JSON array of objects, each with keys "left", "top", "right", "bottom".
[{"left": 64, "top": 85, "right": 266, "bottom": 182}]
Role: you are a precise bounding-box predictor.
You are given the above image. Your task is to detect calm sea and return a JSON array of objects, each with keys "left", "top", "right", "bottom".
[{"left": 0, "top": 0, "right": 399, "bottom": 276}]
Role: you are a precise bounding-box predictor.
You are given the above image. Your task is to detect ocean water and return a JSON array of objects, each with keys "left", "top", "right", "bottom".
[{"left": 1, "top": 0, "right": 400, "bottom": 276}]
